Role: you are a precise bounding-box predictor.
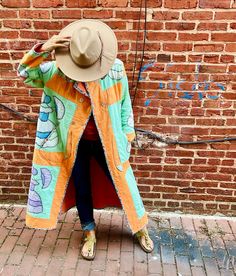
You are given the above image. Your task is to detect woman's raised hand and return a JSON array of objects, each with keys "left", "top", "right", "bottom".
[{"left": 41, "top": 35, "right": 71, "bottom": 52}]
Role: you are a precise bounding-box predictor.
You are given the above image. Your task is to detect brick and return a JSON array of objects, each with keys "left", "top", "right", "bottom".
[
  {"left": 198, "top": 22, "right": 227, "bottom": 31},
  {"left": 53, "top": 239, "right": 69, "bottom": 257},
  {"left": 115, "top": 31, "right": 143, "bottom": 40},
  {"left": 83, "top": 9, "right": 113, "bottom": 19},
  {"left": 194, "top": 44, "right": 224, "bottom": 52},
  {"left": 207, "top": 188, "right": 233, "bottom": 196},
  {"left": 163, "top": 193, "right": 188, "bottom": 200},
  {"left": 199, "top": 0, "right": 231, "bottom": 8},
  {"left": 204, "top": 54, "right": 219, "bottom": 63},
  {"left": 191, "top": 166, "right": 217, "bottom": 173},
  {"left": 90, "top": 250, "right": 107, "bottom": 271},
  {"left": 181, "top": 127, "right": 208, "bottom": 135},
  {"left": 8, "top": 245, "right": 27, "bottom": 265},
  {"left": 206, "top": 174, "right": 232, "bottom": 182},
  {"left": 100, "top": 0, "right": 128, "bottom": 7},
  {"left": 52, "top": 10, "right": 82, "bottom": 18},
  {"left": 2, "top": 0, "right": 30, "bottom": 7},
  {"left": 229, "top": 65, "right": 236, "bottom": 72},
  {"left": 33, "top": 21, "right": 63, "bottom": 30},
  {"left": 203, "top": 258, "right": 221, "bottom": 276},
  {"left": 0, "top": 10, "right": 17, "bottom": 18},
  {"left": 212, "top": 33, "right": 236, "bottom": 42},
  {"left": 25, "top": 236, "right": 44, "bottom": 256},
  {"left": 199, "top": 65, "right": 226, "bottom": 73},
  {"left": 0, "top": 235, "right": 18, "bottom": 254},
  {"left": 189, "top": 194, "right": 216, "bottom": 201},
  {"left": 19, "top": 10, "right": 50, "bottom": 18},
  {"left": 120, "top": 251, "right": 133, "bottom": 272},
  {"left": 164, "top": 0, "right": 197, "bottom": 9},
  {"left": 148, "top": 254, "right": 162, "bottom": 273},
  {"left": 196, "top": 118, "right": 225, "bottom": 126},
  {"left": 163, "top": 43, "right": 192, "bottom": 52},
  {"left": 46, "top": 257, "right": 64, "bottom": 275},
  {"left": 107, "top": 241, "right": 121, "bottom": 260},
  {"left": 216, "top": 219, "right": 232, "bottom": 233},
  {"left": 147, "top": 32, "right": 177, "bottom": 41},
  {"left": 32, "top": 0, "right": 63, "bottom": 7},
  {"left": 230, "top": 23, "right": 236, "bottom": 29},
  {"left": 0, "top": 31, "right": 18, "bottom": 39},
  {"left": 165, "top": 22, "right": 195, "bottom": 30},
  {"left": 20, "top": 30, "right": 49, "bottom": 40},
  {"left": 0, "top": 264, "right": 18, "bottom": 275},
  {"left": 66, "top": 0, "right": 96, "bottom": 7},
  {"left": 134, "top": 261, "right": 148, "bottom": 276},
  {"left": 220, "top": 55, "right": 234, "bottom": 63},
  {"left": 167, "top": 64, "right": 195, "bottom": 73},
  {"left": 3, "top": 20, "right": 31, "bottom": 29},
  {"left": 228, "top": 221, "right": 236, "bottom": 234},
  {"left": 176, "top": 255, "right": 191, "bottom": 275},
  {"left": 153, "top": 11, "right": 180, "bottom": 20},
  {"left": 106, "top": 21, "right": 126, "bottom": 30},
  {"left": 115, "top": 10, "right": 146, "bottom": 20},
  {"left": 215, "top": 12, "right": 236, "bottom": 20},
  {"left": 131, "top": 0, "right": 162, "bottom": 8},
  {"left": 182, "top": 11, "right": 213, "bottom": 20},
  {"left": 179, "top": 33, "right": 209, "bottom": 41}
]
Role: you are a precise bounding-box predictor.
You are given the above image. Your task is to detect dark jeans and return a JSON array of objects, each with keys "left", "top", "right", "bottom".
[{"left": 71, "top": 138, "right": 114, "bottom": 231}]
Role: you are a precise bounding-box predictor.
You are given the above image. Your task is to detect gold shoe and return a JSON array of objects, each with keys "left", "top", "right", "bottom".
[
  {"left": 135, "top": 227, "right": 154, "bottom": 253},
  {"left": 81, "top": 235, "right": 96, "bottom": 260}
]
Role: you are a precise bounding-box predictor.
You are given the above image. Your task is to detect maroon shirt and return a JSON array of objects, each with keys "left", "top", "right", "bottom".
[{"left": 81, "top": 113, "right": 100, "bottom": 140}]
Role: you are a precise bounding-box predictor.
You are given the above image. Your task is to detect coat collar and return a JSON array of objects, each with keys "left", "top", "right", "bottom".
[{"left": 73, "top": 80, "right": 100, "bottom": 98}]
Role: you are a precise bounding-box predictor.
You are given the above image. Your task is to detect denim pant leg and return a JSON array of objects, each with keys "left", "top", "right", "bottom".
[{"left": 71, "top": 139, "right": 96, "bottom": 231}]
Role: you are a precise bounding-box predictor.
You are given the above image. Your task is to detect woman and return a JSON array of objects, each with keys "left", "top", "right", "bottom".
[{"left": 18, "top": 19, "right": 154, "bottom": 260}]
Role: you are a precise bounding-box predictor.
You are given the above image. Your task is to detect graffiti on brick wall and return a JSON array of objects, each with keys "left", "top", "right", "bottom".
[{"left": 139, "top": 61, "right": 226, "bottom": 107}]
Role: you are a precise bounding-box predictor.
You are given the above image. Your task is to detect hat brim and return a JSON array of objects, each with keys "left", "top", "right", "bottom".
[{"left": 54, "top": 19, "right": 118, "bottom": 82}]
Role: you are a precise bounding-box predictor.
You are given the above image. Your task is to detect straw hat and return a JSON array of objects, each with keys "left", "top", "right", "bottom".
[{"left": 55, "top": 19, "right": 118, "bottom": 82}]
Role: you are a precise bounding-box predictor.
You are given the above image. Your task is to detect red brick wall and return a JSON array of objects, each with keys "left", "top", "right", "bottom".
[{"left": 0, "top": 0, "right": 236, "bottom": 215}]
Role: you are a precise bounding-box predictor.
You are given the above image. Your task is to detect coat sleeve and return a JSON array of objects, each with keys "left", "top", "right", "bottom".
[
  {"left": 17, "top": 43, "right": 53, "bottom": 88},
  {"left": 121, "top": 64, "right": 136, "bottom": 143}
]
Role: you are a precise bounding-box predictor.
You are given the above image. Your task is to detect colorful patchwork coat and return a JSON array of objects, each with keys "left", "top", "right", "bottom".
[{"left": 17, "top": 44, "right": 148, "bottom": 234}]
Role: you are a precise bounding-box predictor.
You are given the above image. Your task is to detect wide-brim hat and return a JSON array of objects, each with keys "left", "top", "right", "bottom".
[{"left": 55, "top": 19, "right": 118, "bottom": 82}]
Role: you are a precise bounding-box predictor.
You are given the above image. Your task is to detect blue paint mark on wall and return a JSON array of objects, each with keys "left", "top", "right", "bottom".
[
  {"left": 180, "top": 92, "right": 194, "bottom": 100},
  {"left": 138, "top": 60, "right": 157, "bottom": 81},
  {"left": 139, "top": 62, "right": 226, "bottom": 106},
  {"left": 144, "top": 99, "right": 151, "bottom": 106}
]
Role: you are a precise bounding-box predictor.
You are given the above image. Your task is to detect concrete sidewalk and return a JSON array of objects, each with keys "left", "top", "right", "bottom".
[{"left": 0, "top": 205, "right": 236, "bottom": 276}]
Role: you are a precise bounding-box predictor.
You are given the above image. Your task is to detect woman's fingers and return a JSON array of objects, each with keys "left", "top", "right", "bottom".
[
  {"left": 54, "top": 36, "right": 71, "bottom": 42},
  {"left": 54, "top": 39, "right": 71, "bottom": 44},
  {"left": 41, "top": 35, "right": 71, "bottom": 51},
  {"left": 53, "top": 43, "right": 69, "bottom": 48}
]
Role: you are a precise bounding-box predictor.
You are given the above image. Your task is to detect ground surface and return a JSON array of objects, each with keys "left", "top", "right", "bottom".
[{"left": 0, "top": 204, "right": 236, "bottom": 275}]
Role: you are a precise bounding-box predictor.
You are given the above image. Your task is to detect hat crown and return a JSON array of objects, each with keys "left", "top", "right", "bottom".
[
  {"left": 55, "top": 19, "right": 118, "bottom": 82},
  {"left": 70, "top": 26, "right": 102, "bottom": 68}
]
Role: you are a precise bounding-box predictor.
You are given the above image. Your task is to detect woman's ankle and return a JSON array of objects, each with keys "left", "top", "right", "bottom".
[{"left": 85, "top": 229, "right": 96, "bottom": 238}]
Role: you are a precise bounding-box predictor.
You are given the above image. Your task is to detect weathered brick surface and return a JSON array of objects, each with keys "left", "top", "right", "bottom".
[
  {"left": 0, "top": 0, "right": 236, "bottom": 215},
  {"left": 0, "top": 206, "right": 235, "bottom": 275}
]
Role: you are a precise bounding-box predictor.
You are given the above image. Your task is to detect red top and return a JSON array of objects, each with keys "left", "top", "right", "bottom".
[{"left": 81, "top": 113, "right": 100, "bottom": 140}]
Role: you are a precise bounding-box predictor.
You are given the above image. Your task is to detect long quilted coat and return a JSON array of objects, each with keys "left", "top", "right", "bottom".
[{"left": 17, "top": 44, "right": 148, "bottom": 234}]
